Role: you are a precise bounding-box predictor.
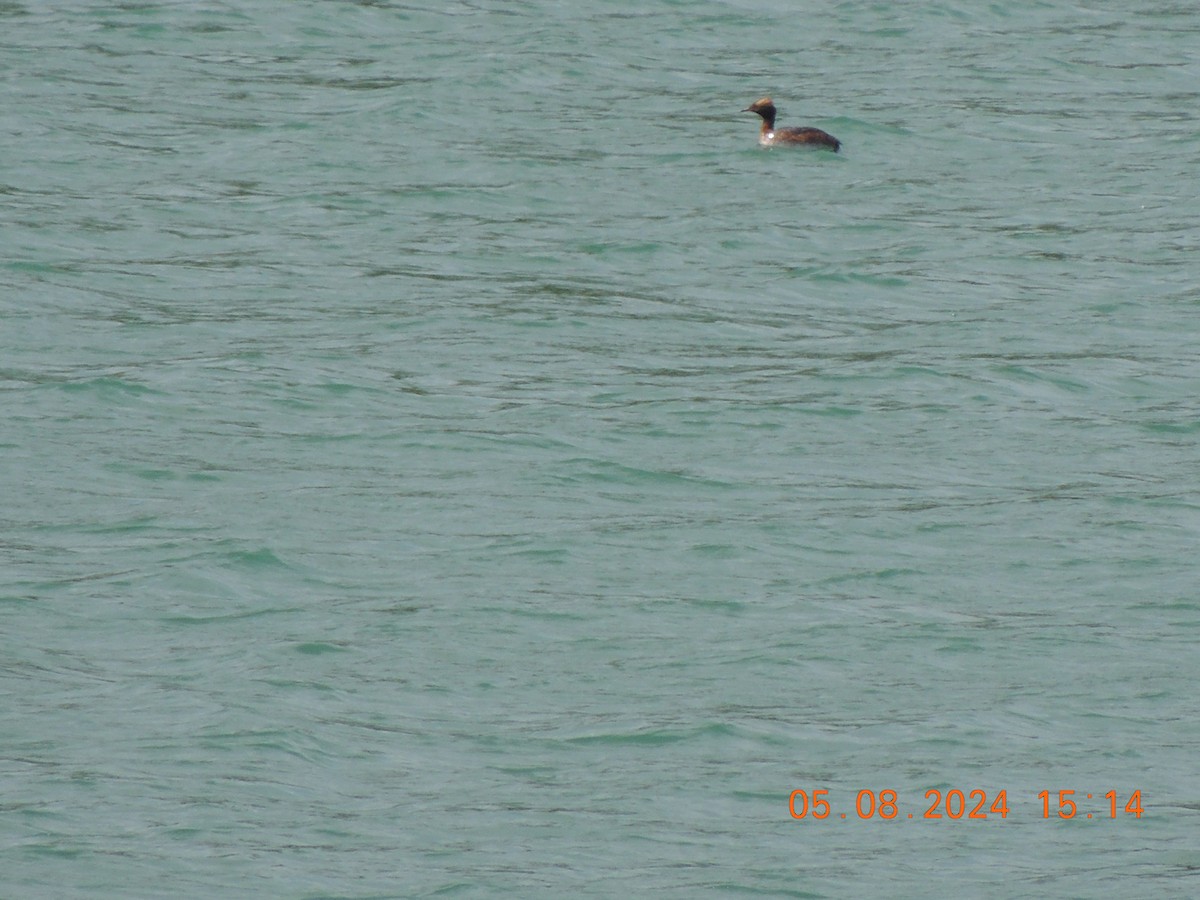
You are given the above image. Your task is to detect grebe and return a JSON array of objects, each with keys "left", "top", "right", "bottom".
[{"left": 743, "top": 97, "right": 840, "bottom": 151}]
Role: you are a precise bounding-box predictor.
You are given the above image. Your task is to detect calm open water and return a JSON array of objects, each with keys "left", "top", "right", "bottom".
[{"left": 3, "top": 1, "right": 1200, "bottom": 896}]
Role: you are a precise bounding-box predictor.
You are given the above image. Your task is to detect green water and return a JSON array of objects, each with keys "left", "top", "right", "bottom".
[{"left": 3, "top": 1, "right": 1199, "bottom": 896}]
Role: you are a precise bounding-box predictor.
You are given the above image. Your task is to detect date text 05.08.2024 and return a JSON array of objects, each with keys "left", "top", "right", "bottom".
[{"left": 788, "top": 789, "right": 1144, "bottom": 821}]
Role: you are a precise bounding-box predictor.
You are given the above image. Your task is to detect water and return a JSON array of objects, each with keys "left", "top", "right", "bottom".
[{"left": 3, "top": 1, "right": 1199, "bottom": 896}]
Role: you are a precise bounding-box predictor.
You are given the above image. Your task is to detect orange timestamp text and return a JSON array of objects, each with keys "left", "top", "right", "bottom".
[{"left": 788, "top": 789, "right": 1144, "bottom": 821}]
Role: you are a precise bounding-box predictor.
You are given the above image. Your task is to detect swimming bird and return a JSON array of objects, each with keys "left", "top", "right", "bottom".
[{"left": 743, "top": 97, "right": 840, "bottom": 151}]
